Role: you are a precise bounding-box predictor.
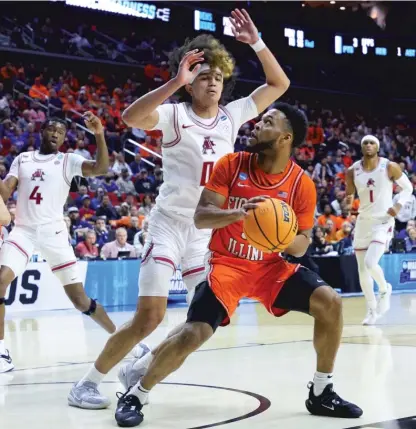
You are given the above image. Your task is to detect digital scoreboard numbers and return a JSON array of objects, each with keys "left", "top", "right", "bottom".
[{"left": 284, "top": 28, "right": 315, "bottom": 48}]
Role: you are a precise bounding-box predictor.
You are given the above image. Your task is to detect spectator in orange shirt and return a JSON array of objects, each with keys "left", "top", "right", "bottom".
[
  {"left": 29, "top": 77, "right": 49, "bottom": 101},
  {"left": 343, "top": 150, "right": 353, "bottom": 168},
  {"left": 324, "top": 219, "right": 338, "bottom": 243},
  {"left": 335, "top": 207, "right": 352, "bottom": 230},
  {"left": 317, "top": 204, "right": 338, "bottom": 228},
  {"left": 306, "top": 119, "right": 324, "bottom": 145},
  {"left": 335, "top": 221, "right": 353, "bottom": 242}
]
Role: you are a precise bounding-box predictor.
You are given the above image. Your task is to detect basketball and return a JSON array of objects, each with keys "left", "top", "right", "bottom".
[{"left": 243, "top": 198, "right": 298, "bottom": 253}]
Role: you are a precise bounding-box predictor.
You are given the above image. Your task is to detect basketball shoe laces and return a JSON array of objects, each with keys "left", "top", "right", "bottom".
[
  {"left": 308, "top": 382, "right": 342, "bottom": 407},
  {"left": 116, "top": 390, "right": 144, "bottom": 416}
]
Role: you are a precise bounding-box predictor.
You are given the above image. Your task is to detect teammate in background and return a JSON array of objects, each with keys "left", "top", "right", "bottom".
[
  {"left": 114, "top": 104, "right": 363, "bottom": 427},
  {"left": 0, "top": 113, "right": 116, "bottom": 373},
  {"left": 346, "top": 135, "right": 413, "bottom": 325},
  {"left": 70, "top": 8, "right": 291, "bottom": 409}
]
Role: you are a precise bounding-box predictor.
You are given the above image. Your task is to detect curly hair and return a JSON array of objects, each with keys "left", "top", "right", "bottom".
[{"left": 168, "top": 34, "right": 237, "bottom": 104}]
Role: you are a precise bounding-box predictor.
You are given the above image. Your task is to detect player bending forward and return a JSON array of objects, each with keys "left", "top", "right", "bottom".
[
  {"left": 70, "top": 8, "right": 291, "bottom": 409},
  {"left": 346, "top": 135, "right": 413, "bottom": 325},
  {"left": 0, "top": 113, "right": 116, "bottom": 373},
  {"left": 114, "top": 103, "right": 363, "bottom": 427}
]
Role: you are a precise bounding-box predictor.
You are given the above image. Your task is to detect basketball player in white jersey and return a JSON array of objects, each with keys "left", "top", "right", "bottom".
[
  {"left": 70, "top": 8, "right": 290, "bottom": 409},
  {"left": 346, "top": 135, "right": 413, "bottom": 325},
  {"left": 0, "top": 113, "right": 116, "bottom": 373}
]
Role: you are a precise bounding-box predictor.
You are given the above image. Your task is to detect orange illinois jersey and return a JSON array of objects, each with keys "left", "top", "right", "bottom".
[{"left": 205, "top": 152, "right": 317, "bottom": 263}]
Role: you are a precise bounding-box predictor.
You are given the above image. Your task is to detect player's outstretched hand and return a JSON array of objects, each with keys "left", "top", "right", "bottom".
[
  {"left": 230, "top": 9, "right": 259, "bottom": 45},
  {"left": 175, "top": 50, "right": 205, "bottom": 86},
  {"left": 83, "top": 111, "right": 104, "bottom": 135}
]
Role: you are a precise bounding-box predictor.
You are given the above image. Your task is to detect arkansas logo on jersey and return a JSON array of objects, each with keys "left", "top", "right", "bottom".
[
  {"left": 202, "top": 136, "right": 216, "bottom": 154},
  {"left": 366, "top": 178, "right": 375, "bottom": 187},
  {"left": 31, "top": 169, "right": 45, "bottom": 181}
]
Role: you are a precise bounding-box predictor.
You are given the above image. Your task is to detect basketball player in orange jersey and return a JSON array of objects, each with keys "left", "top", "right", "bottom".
[
  {"left": 114, "top": 103, "right": 363, "bottom": 427},
  {"left": 345, "top": 135, "right": 413, "bottom": 325},
  {"left": 0, "top": 113, "right": 117, "bottom": 374},
  {"left": 71, "top": 8, "right": 292, "bottom": 410}
]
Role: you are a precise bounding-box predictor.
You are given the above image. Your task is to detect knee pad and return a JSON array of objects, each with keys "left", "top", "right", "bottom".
[
  {"left": 83, "top": 298, "right": 97, "bottom": 316},
  {"left": 0, "top": 297, "right": 5, "bottom": 305}
]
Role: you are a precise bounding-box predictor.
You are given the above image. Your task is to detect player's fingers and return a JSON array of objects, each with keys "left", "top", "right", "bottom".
[
  {"left": 230, "top": 14, "right": 241, "bottom": 29},
  {"left": 242, "top": 203, "right": 260, "bottom": 211},
  {"left": 241, "top": 9, "right": 253, "bottom": 22},
  {"left": 233, "top": 9, "right": 248, "bottom": 23},
  {"left": 191, "top": 63, "right": 202, "bottom": 76},
  {"left": 248, "top": 196, "right": 268, "bottom": 203}
]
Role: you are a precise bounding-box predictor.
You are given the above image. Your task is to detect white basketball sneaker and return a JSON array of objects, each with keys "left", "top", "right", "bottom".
[
  {"left": 68, "top": 381, "right": 110, "bottom": 409},
  {"left": 362, "top": 308, "right": 379, "bottom": 326},
  {"left": 0, "top": 350, "right": 14, "bottom": 373},
  {"left": 378, "top": 283, "right": 392, "bottom": 316}
]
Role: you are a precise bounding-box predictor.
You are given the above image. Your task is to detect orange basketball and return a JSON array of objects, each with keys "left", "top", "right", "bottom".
[{"left": 243, "top": 198, "right": 298, "bottom": 253}]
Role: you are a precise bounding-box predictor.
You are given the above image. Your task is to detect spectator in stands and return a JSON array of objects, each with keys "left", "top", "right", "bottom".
[
  {"left": 48, "top": 88, "right": 63, "bottom": 110},
  {"left": 311, "top": 227, "right": 336, "bottom": 256},
  {"left": 74, "top": 139, "right": 92, "bottom": 160},
  {"left": 135, "top": 168, "right": 154, "bottom": 194},
  {"left": 405, "top": 228, "right": 416, "bottom": 253},
  {"left": 74, "top": 185, "right": 89, "bottom": 208},
  {"left": 116, "top": 168, "right": 136, "bottom": 195},
  {"left": 94, "top": 217, "right": 109, "bottom": 248},
  {"left": 21, "top": 122, "right": 40, "bottom": 147},
  {"left": 331, "top": 190, "right": 345, "bottom": 216},
  {"left": 75, "top": 230, "right": 99, "bottom": 259},
  {"left": 90, "top": 187, "right": 105, "bottom": 210},
  {"left": 17, "top": 110, "right": 31, "bottom": 131},
  {"left": 102, "top": 172, "right": 119, "bottom": 193},
  {"left": 324, "top": 219, "right": 337, "bottom": 243},
  {"left": 127, "top": 216, "right": 141, "bottom": 244},
  {"left": 335, "top": 221, "right": 353, "bottom": 242},
  {"left": 68, "top": 206, "right": 90, "bottom": 238},
  {"left": 307, "top": 118, "right": 324, "bottom": 146},
  {"left": 100, "top": 227, "right": 137, "bottom": 258},
  {"left": 317, "top": 203, "right": 338, "bottom": 228},
  {"left": 4, "top": 145, "right": 18, "bottom": 170},
  {"left": 64, "top": 215, "right": 76, "bottom": 246},
  {"left": 313, "top": 157, "right": 334, "bottom": 181},
  {"left": 134, "top": 218, "right": 148, "bottom": 252},
  {"left": 397, "top": 220, "right": 416, "bottom": 240},
  {"left": 129, "top": 153, "right": 147, "bottom": 175},
  {"left": 29, "top": 77, "right": 49, "bottom": 101},
  {"left": 79, "top": 195, "right": 95, "bottom": 220},
  {"left": 335, "top": 207, "right": 352, "bottom": 230},
  {"left": 139, "top": 194, "right": 153, "bottom": 217},
  {"left": 95, "top": 194, "right": 118, "bottom": 220},
  {"left": 112, "top": 153, "right": 132, "bottom": 177}
]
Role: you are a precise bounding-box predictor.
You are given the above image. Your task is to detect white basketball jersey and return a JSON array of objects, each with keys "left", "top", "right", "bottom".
[
  {"left": 151, "top": 97, "right": 258, "bottom": 223},
  {"left": 353, "top": 157, "right": 393, "bottom": 219},
  {"left": 7, "top": 151, "right": 85, "bottom": 227}
]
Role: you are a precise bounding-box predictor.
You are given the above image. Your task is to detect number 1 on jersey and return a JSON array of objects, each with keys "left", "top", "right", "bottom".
[
  {"left": 200, "top": 161, "right": 214, "bottom": 186},
  {"left": 29, "top": 186, "right": 43, "bottom": 205},
  {"left": 369, "top": 190, "right": 374, "bottom": 203}
]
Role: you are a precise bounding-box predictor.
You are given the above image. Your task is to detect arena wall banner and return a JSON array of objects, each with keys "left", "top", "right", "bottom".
[
  {"left": 380, "top": 254, "right": 416, "bottom": 291},
  {"left": 6, "top": 260, "right": 186, "bottom": 315}
]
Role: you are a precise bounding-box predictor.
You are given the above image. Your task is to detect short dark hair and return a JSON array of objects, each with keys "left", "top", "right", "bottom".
[
  {"left": 274, "top": 102, "right": 308, "bottom": 148},
  {"left": 41, "top": 116, "right": 68, "bottom": 132}
]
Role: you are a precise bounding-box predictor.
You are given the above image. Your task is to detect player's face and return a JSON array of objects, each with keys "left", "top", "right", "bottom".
[
  {"left": 361, "top": 140, "right": 378, "bottom": 157},
  {"left": 42, "top": 121, "right": 67, "bottom": 153},
  {"left": 188, "top": 67, "right": 223, "bottom": 105},
  {"left": 248, "top": 110, "right": 291, "bottom": 153}
]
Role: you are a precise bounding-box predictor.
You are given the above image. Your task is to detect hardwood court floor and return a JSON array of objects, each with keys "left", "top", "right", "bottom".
[{"left": 2, "top": 293, "right": 416, "bottom": 429}]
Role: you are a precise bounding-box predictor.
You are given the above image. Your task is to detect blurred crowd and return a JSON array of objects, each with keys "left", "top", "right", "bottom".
[{"left": 1, "top": 58, "right": 416, "bottom": 260}]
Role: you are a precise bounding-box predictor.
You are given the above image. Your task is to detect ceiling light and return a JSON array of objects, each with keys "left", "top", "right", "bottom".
[
  {"left": 340, "top": 6, "right": 346, "bottom": 10},
  {"left": 330, "top": 1, "right": 336, "bottom": 4}
]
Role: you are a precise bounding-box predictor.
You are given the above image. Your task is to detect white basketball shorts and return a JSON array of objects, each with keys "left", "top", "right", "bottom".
[
  {"left": 0, "top": 220, "right": 80, "bottom": 285},
  {"left": 353, "top": 216, "right": 395, "bottom": 251},
  {"left": 139, "top": 207, "right": 210, "bottom": 298}
]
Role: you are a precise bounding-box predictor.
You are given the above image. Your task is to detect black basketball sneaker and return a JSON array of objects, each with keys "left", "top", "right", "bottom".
[
  {"left": 115, "top": 389, "right": 144, "bottom": 427},
  {"left": 305, "top": 382, "right": 363, "bottom": 418}
]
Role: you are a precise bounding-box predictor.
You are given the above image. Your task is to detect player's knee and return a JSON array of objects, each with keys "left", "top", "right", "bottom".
[
  {"left": 311, "top": 287, "right": 342, "bottom": 322},
  {"left": 177, "top": 323, "right": 211, "bottom": 353},
  {"left": 364, "top": 256, "right": 376, "bottom": 271},
  {"left": 131, "top": 308, "right": 165, "bottom": 339}
]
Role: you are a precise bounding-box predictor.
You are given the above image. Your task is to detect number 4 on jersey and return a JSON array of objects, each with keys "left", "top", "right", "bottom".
[
  {"left": 29, "top": 186, "right": 43, "bottom": 205},
  {"left": 200, "top": 161, "right": 214, "bottom": 186}
]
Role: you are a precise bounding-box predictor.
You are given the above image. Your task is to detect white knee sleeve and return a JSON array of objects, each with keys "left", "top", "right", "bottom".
[
  {"left": 364, "top": 243, "right": 388, "bottom": 293},
  {"left": 356, "top": 250, "right": 376, "bottom": 309}
]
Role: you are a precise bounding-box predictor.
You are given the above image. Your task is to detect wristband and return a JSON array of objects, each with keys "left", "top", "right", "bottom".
[{"left": 250, "top": 39, "right": 266, "bottom": 53}]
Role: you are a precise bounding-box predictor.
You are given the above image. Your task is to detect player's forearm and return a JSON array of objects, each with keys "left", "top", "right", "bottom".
[
  {"left": 0, "top": 179, "right": 12, "bottom": 202},
  {"left": 284, "top": 233, "right": 310, "bottom": 258},
  {"left": 122, "top": 78, "right": 182, "bottom": 127},
  {"left": 93, "top": 132, "right": 109, "bottom": 175},
  {"left": 345, "top": 194, "right": 354, "bottom": 211},
  {"left": 0, "top": 197, "right": 10, "bottom": 225},
  {"left": 194, "top": 205, "right": 243, "bottom": 229},
  {"left": 255, "top": 44, "right": 290, "bottom": 95}
]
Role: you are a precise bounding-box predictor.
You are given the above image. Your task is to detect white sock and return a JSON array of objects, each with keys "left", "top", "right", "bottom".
[
  {"left": 132, "top": 351, "right": 154, "bottom": 372},
  {"left": 313, "top": 372, "right": 333, "bottom": 396},
  {"left": 76, "top": 365, "right": 106, "bottom": 387},
  {"left": 0, "top": 340, "right": 5, "bottom": 355},
  {"left": 130, "top": 380, "right": 149, "bottom": 404}
]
